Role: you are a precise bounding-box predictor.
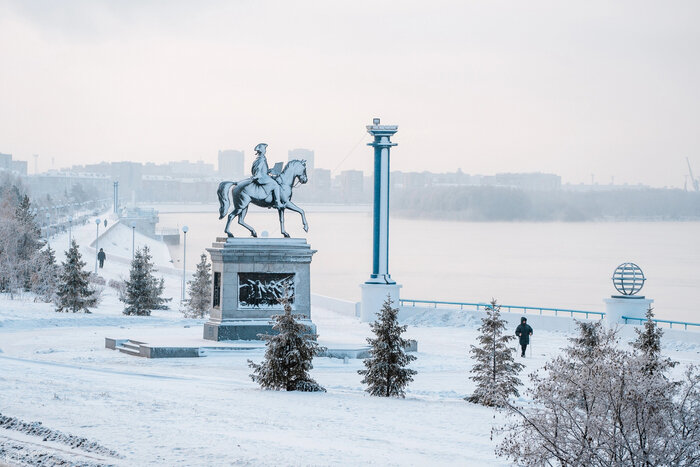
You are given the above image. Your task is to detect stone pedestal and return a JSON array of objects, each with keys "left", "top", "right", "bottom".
[
  {"left": 604, "top": 296, "right": 653, "bottom": 327},
  {"left": 203, "top": 237, "right": 316, "bottom": 341},
  {"left": 360, "top": 283, "right": 402, "bottom": 323}
]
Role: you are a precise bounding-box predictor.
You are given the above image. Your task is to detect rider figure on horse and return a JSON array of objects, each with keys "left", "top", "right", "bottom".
[{"left": 251, "top": 143, "right": 284, "bottom": 209}]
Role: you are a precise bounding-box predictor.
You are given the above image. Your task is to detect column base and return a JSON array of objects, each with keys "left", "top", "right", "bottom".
[{"left": 360, "top": 283, "right": 402, "bottom": 323}]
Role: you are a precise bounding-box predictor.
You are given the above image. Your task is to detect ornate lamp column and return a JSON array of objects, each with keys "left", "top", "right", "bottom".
[{"left": 360, "top": 118, "right": 402, "bottom": 322}]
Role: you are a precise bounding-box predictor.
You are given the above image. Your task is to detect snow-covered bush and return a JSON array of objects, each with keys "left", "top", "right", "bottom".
[
  {"left": 108, "top": 279, "right": 127, "bottom": 301},
  {"left": 183, "top": 253, "right": 212, "bottom": 319},
  {"left": 248, "top": 295, "right": 326, "bottom": 392},
  {"left": 497, "top": 321, "right": 700, "bottom": 466},
  {"left": 466, "top": 299, "right": 523, "bottom": 407},
  {"left": 358, "top": 296, "right": 417, "bottom": 398},
  {"left": 88, "top": 273, "right": 106, "bottom": 286},
  {"left": 0, "top": 184, "right": 47, "bottom": 299},
  {"left": 55, "top": 240, "right": 98, "bottom": 313},
  {"left": 121, "top": 246, "right": 170, "bottom": 316},
  {"left": 30, "top": 244, "right": 58, "bottom": 302}
]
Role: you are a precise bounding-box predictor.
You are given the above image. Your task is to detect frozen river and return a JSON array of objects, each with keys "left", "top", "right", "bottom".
[{"left": 156, "top": 206, "right": 700, "bottom": 322}]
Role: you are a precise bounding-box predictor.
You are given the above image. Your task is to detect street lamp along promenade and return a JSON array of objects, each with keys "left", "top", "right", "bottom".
[
  {"left": 181, "top": 225, "right": 189, "bottom": 303},
  {"left": 94, "top": 218, "right": 101, "bottom": 274}
]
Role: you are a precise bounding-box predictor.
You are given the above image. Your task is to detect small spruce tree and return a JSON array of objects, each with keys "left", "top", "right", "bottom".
[
  {"left": 632, "top": 306, "right": 676, "bottom": 375},
  {"left": 31, "top": 244, "right": 58, "bottom": 302},
  {"left": 467, "top": 299, "right": 524, "bottom": 407},
  {"left": 55, "top": 240, "right": 97, "bottom": 313},
  {"left": 358, "top": 296, "right": 417, "bottom": 398},
  {"left": 248, "top": 294, "right": 326, "bottom": 392},
  {"left": 122, "top": 246, "right": 170, "bottom": 316},
  {"left": 183, "top": 253, "right": 212, "bottom": 318}
]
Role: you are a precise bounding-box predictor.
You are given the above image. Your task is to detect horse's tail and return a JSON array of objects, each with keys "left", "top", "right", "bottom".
[{"left": 217, "top": 181, "right": 237, "bottom": 219}]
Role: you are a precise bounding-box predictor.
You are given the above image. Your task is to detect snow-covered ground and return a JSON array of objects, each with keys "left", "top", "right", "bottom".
[{"left": 1, "top": 216, "right": 698, "bottom": 466}]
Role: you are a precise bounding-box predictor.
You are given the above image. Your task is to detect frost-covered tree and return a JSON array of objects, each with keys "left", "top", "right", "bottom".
[
  {"left": 55, "top": 240, "right": 97, "bottom": 313},
  {"left": 358, "top": 296, "right": 417, "bottom": 398},
  {"left": 248, "top": 295, "right": 326, "bottom": 392},
  {"left": 466, "top": 299, "right": 523, "bottom": 407},
  {"left": 497, "top": 321, "right": 700, "bottom": 466},
  {"left": 183, "top": 253, "right": 212, "bottom": 318},
  {"left": 31, "top": 244, "right": 58, "bottom": 302},
  {"left": 122, "top": 246, "right": 170, "bottom": 316},
  {"left": 632, "top": 306, "right": 676, "bottom": 376},
  {"left": 0, "top": 186, "right": 45, "bottom": 297}
]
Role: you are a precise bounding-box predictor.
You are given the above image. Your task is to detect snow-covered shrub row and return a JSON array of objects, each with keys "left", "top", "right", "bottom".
[{"left": 0, "top": 412, "right": 121, "bottom": 458}]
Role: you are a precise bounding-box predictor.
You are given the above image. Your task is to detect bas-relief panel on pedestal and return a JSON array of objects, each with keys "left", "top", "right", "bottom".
[{"left": 238, "top": 272, "right": 295, "bottom": 309}]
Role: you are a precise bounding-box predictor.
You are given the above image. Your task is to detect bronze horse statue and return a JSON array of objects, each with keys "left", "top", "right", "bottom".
[{"left": 217, "top": 159, "right": 309, "bottom": 238}]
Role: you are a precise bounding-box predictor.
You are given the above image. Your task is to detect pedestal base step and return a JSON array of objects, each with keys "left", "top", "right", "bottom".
[{"left": 203, "top": 320, "right": 317, "bottom": 341}]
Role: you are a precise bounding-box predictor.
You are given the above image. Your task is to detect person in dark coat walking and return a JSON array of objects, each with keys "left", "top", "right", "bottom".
[
  {"left": 97, "top": 248, "right": 106, "bottom": 268},
  {"left": 515, "top": 317, "right": 533, "bottom": 357}
]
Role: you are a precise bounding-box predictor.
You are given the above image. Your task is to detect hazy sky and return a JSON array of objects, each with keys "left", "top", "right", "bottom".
[{"left": 1, "top": 0, "right": 699, "bottom": 187}]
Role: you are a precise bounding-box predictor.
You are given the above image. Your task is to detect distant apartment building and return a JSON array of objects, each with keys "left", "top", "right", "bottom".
[
  {"left": 311, "top": 168, "right": 331, "bottom": 192},
  {"left": 25, "top": 172, "right": 111, "bottom": 201},
  {"left": 218, "top": 149, "right": 245, "bottom": 180},
  {"left": 483, "top": 172, "right": 561, "bottom": 191},
  {"left": 0, "top": 152, "right": 29, "bottom": 175},
  {"left": 10, "top": 160, "right": 28, "bottom": 175},
  {"left": 169, "top": 160, "right": 215, "bottom": 177},
  {"left": 0, "top": 152, "right": 12, "bottom": 170},
  {"left": 339, "top": 170, "right": 364, "bottom": 202},
  {"left": 288, "top": 148, "right": 315, "bottom": 171}
]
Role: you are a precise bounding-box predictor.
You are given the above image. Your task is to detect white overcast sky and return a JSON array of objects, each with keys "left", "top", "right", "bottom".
[{"left": 1, "top": 0, "right": 699, "bottom": 186}]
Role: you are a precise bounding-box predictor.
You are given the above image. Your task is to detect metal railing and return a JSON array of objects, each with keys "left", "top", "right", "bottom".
[
  {"left": 621, "top": 316, "right": 700, "bottom": 331},
  {"left": 399, "top": 299, "right": 605, "bottom": 320}
]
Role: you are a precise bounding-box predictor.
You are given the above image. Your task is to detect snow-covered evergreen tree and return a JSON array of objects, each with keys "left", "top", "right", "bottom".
[
  {"left": 632, "top": 306, "right": 676, "bottom": 375},
  {"left": 466, "top": 299, "right": 523, "bottom": 407},
  {"left": 183, "top": 253, "right": 212, "bottom": 318},
  {"left": 31, "top": 244, "right": 58, "bottom": 302},
  {"left": 0, "top": 187, "right": 45, "bottom": 297},
  {"left": 55, "top": 240, "right": 97, "bottom": 313},
  {"left": 122, "top": 246, "right": 170, "bottom": 316},
  {"left": 248, "top": 295, "right": 326, "bottom": 392},
  {"left": 358, "top": 296, "right": 417, "bottom": 398},
  {"left": 497, "top": 321, "right": 700, "bottom": 466}
]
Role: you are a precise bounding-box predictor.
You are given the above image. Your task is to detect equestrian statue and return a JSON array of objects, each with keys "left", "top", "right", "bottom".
[{"left": 217, "top": 143, "right": 309, "bottom": 238}]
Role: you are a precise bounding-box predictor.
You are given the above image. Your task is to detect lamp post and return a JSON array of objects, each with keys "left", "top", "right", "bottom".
[
  {"left": 181, "top": 225, "right": 189, "bottom": 302},
  {"left": 94, "top": 218, "right": 101, "bottom": 273},
  {"left": 68, "top": 216, "right": 73, "bottom": 245},
  {"left": 131, "top": 222, "right": 136, "bottom": 261}
]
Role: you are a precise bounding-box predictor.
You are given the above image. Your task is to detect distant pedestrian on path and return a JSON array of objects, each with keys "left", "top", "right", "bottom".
[
  {"left": 515, "top": 317, "right": 533, "bottom": 357},
  {"left": 98, "top": 248, "right": 106, "bottom": 268}
]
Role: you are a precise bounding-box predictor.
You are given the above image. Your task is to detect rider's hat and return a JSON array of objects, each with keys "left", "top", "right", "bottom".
[{"left": 254, "top": 143, "right": 268, "bottom": 154}]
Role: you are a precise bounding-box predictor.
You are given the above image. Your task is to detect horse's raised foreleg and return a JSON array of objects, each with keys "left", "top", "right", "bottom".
[
  {"left": 283, "top": 201, "right": 308, "bottom": 232},
  {"left": 238, "top": 207, "right": 257, "bottom": 237},
  {"left": 278, "top": 209, "right": 290, "bottom": 238}
]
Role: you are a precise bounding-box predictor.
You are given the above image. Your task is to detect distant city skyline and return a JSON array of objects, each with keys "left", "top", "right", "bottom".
[{"left": 1, "top": 1, "right": 699, "bottom": 188}]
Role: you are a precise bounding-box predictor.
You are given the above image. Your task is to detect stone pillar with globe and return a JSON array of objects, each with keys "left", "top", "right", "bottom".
[{"left": 604, "top": 262, "right": 653, "bottom": 327}]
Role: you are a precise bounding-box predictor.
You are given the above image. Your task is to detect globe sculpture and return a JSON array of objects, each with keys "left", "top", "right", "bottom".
[{"left": 612, "top": 262, "right": 646, "bottom": 296}]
